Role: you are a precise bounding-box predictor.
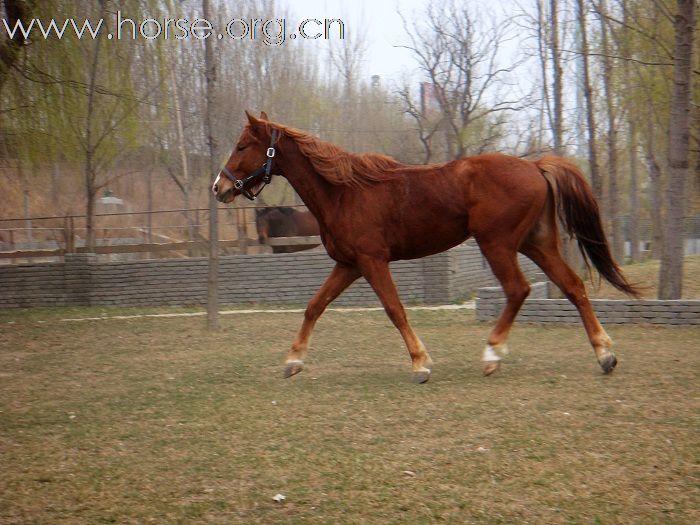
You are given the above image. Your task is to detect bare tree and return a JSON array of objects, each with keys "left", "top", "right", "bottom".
[
  {"left": 150, "top": 54, "right": 198, "bottom": 245},
  {"left": 396, "top": 83, "right": 442, "bottom": 163},
  {"left": 643, "top": 108, "right": 665, "bottom": 259},
  {"left": 399, "top": 0, "right": 525, "bottom": 160},
  {"left": 659, "top": 0, "right": 696, "bottom": 299},
  {"left": 328, "top": 17, "right": 366, "bottom": 102},
  {"left": 67, "top": 0, "right": 144, "bottom": 251}
]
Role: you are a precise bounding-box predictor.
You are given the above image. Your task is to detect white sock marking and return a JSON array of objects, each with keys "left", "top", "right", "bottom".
[{"left": 482, "top": 345, "right": 501, "bottom": 362}]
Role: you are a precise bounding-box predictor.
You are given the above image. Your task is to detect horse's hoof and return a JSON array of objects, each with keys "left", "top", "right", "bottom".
[
  {"left": 483, "top": 361, "right": 501, "bottom": 376},
  {"left": 284, "top": 361, "right": 304, "bottom": 378},
  {"left": 599, "top": 354, "right": 617, "bottom": 375},
  {"left": 412, "top": 369, "right": 431, "bottom": 384}
]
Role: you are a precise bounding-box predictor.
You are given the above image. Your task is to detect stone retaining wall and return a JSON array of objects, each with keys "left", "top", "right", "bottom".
[
  {"left": 476, "top": 284, "right": 700, "bottom": 325},
  {"left": 0, "top": 241, "right": 540, "bottom": 308}
]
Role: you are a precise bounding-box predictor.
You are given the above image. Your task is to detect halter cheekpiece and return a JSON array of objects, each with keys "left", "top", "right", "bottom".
[{"left": 219, "top": 129, "right": 278, "bottom": 201}]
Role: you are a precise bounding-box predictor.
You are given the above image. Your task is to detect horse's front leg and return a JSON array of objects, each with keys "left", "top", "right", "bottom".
[
  {"left": 285, "top": 263, "right": 361, "bottom": 378},
  {"left": 357, "top": 256, "right": 433, "bottom": 384}
]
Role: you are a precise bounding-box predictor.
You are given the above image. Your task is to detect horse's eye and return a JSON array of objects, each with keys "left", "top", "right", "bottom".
[{"left": 236, "top": 144, "right": 247, "bottom": 152}]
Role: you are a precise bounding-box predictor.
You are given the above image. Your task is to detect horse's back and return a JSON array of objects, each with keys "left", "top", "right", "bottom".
[{"left": 320, "top": 153, "right": 550, "bottom": 262}]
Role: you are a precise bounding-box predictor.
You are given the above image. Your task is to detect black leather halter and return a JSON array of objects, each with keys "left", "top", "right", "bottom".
[{"left": 219, "top": 129, "right": 278, "bottom": 201}]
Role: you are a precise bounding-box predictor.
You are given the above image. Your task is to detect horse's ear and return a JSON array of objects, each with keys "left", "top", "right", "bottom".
[
  {"left": 245, "top": 111, "right": 266, "bottom": 140},
  {"left": 260, "top": 111, "right": 269, "bottom": 120},
  {"left": 245, "top": 110, "right": 259, "bottom": 127}
]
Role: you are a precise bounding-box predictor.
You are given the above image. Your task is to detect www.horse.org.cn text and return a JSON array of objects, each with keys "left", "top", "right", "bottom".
[{"left": 1, "top": 13, "right": 346, "bottom": 46}]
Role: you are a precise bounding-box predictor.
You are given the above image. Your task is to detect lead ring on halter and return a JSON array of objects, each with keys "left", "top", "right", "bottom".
[{"left": 220, "top": 129, "right": 278, "bottom": 201}]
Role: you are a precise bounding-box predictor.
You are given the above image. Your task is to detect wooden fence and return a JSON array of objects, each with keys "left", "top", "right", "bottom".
[{"left": 0, "top": 206, "right": 316, "bottom": 261}]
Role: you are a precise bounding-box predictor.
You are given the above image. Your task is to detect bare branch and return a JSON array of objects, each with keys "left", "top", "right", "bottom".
[{"left": 562, "top": 48, "right": 673, "bottom": 67}]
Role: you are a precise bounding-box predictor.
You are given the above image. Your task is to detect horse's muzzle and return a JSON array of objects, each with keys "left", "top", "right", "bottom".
[{"left": 215, "top": 188, "right": 235, "bottom": 203}]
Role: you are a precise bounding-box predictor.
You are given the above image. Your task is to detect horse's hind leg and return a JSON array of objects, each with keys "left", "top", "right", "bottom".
[
  {"left": 521, "top": 240, "right": 617, "bottom": 374},
  {"left": 357, "top": 256, "right": 433, "bottom": 384},
  {"left": 285, "top": 263, "right": 361, "bottom": 378},
  {"left": 477, "top": 240, "right": 532, "bottom": 376}
]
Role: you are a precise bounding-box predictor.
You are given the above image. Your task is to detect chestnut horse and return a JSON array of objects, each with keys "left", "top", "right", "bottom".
[
  {"left": 255, "top": 206, "right": 320, "bottom": 253},
  {"left": 212, "top": 112, "right": 638, "bottom": 383}
]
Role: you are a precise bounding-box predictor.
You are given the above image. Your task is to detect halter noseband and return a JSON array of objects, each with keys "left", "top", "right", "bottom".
[{"left": 219, "top": 129, "right": 278, "bottom": 201}]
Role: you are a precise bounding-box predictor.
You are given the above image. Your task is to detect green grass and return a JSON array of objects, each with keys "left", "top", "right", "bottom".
[{"left": 1, "top": 308, "right": 698, "bottom": 524}]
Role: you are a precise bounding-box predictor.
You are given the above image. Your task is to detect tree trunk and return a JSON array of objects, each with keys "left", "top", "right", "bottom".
[
  {"left": 85, "top": 181, "right": 96, "bottom": 252},
  {"left": 577, "top": 0, "right": 602, "bottom": 201},
  {"left": 537, "top": 0, "right": 551, "bottom": 151},
  {"left": 51, "top": 161, "right": 60, "bottom": 207},
  {"left": 550, "top": 0, "right": 575, "bottom": 275},
  {"left": 623, "top": 0, "right": 640, "bottom": 263},
  {"left": 203, "top": 0, "right": 219, "bottom": 330},
  {"left": 170, "top": 65, "right": 195, "bottom": 244},
  {"left": 644, "top": 111, "right": 664, "bottom": 260},
  {"left": 659, "top": 0, "right": 696, "bottom": 299},
  {"left": 83, "top": 1, "right": 105, "bottom": 253},
  {"left": 628, "top": 119, "right": 641, "bottom": 262},
  {"left": 146, "top": 165, "right": 153, "bottom": 247},
  {"left": 550, "top": 0, "right": 564, "bottom": 155},
  {"left": 18, "top": 157, "right": 32, "bottom": 244},
  {"left": 598, "top": 0, "right": 624, "bottom": 263},
  {"left": 84, "top": 99, "right": 98, "bottom": 252}
]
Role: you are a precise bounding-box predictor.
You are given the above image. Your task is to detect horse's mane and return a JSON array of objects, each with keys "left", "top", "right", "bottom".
[{"left": 262, "top": 121, "right": 405, "bottom": 187}]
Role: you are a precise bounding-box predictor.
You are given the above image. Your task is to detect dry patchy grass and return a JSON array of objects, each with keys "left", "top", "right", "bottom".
[{"left": 0, "top": 308, "right": 698, "bottom": 524}]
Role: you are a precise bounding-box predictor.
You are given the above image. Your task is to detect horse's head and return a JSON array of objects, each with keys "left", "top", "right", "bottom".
[{"left": 212, "top": 111, "right": 277, "bottom": 203}]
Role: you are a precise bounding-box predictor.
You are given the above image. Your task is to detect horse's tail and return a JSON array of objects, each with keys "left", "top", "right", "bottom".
[{"left": 535, "top": 156, "right": 640, "bottom": 298}]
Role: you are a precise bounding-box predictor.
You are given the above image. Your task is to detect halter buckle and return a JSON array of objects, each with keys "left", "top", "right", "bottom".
[{"left": 266, "top": 147, "right": 275, "bottom": 158}]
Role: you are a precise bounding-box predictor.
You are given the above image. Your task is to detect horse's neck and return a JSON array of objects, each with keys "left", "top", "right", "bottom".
[{"left": 278, "top": 147, "right": 336, "bottom": 226}]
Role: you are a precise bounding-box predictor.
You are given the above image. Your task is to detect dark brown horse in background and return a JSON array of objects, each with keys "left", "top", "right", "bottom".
[
  {"left": 213, "top": 112, "right": 638, "bottom": 383},
  {"left": 255, "top": 206, "right": 320, "bottom": 253}
]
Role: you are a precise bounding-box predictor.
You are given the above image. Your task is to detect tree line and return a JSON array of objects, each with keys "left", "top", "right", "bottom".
[{"left": 0, "top": 0, "right": 697, "bottom": 299}]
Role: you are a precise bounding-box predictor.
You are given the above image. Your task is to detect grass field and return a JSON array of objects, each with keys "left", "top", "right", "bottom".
[{"left": 1, "top": 306, "right": 698, "bottom": 524}]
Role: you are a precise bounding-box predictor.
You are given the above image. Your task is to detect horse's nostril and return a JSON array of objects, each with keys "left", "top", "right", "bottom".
[{"left": 213, "top": 184, "right": 218, "bottom": 193}]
